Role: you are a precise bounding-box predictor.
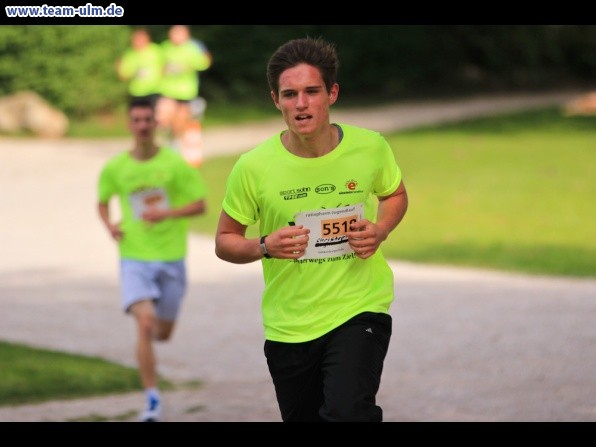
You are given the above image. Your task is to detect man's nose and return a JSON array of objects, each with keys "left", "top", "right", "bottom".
[{"left": 296, "top": 92, "right": 308, "bottom": 108}]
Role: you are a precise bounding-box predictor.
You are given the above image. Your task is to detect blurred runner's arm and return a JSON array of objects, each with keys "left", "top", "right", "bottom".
[{"left": 98, "top": 202, "right": 123, "bottom": 241}]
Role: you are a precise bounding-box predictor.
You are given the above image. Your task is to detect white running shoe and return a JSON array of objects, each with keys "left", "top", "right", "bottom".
[{"left": 138, "top": 395, "right": 162, "bottom": 422}]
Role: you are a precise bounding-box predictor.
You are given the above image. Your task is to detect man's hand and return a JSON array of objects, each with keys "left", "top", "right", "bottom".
[
  {"left": 345, "top": 219, "right": 386, "bottom": 259},
  {"left": 108, "top": 222, "right": 124, "bottom": 241},
  {"left": 265, "top": 225, "right": 310, "bottom": 259}
]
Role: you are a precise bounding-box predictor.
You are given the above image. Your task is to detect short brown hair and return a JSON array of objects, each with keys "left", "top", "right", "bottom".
[{"left": 267, "top": 37, "right": 339, "bottom": 95}]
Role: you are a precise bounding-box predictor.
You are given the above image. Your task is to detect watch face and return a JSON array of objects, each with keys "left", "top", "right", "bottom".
[{"left": 260, "top": 236, "right": 270, "bottom": 258}]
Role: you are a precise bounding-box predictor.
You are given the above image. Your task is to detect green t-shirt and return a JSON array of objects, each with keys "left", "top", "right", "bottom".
[
  {"left": 222, "top": 123, "right": 402, "bottom": 342},
  {"left": 98, "top": 148, "right": 207, "bottom": 261},
  {"left": 160, "top": 40, "right": 211, "bottom": 100},
  {"left": 118, "top": 43, "right": 163, "bottom": 97}
]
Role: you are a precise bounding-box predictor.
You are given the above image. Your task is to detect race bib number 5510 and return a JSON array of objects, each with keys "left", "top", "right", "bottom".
[{"left": 294, "top": 203, "right": 364, "bottom": 259}]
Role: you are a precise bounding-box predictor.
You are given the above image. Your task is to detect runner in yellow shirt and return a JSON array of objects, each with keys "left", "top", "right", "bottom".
[
  {"left": 116, "top": 28, "right": 163, "bottom": 108},
  {"left": 215, "top": 37, "right": 409, "bottom": 422},
  {"left": 97, "top": 98, "right": 208, "bottom": 422},
  {"left": 156, "top": 24, "right": 212, "bottom": 162}
]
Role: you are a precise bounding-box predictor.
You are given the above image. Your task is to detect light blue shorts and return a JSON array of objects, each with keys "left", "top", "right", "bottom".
[{"left": 119, "top": 259, "right": 187, "bottom": 321}]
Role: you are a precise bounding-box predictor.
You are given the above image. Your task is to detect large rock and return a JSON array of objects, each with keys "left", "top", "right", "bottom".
[{"left": 0, "top": 91, "right": 69, "bottom": 138}]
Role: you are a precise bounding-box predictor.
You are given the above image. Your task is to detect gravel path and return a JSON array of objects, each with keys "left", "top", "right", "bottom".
[{"left": 1, "top": 90, "right": 594, "bottom": 422}]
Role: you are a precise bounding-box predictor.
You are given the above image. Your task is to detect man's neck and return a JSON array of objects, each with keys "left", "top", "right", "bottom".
[
  {"left": 130, "top": 142, "right": 159, "bottom": 160},
  {"left": 282, "top": 123, "right": 339, "bottom": 158}
]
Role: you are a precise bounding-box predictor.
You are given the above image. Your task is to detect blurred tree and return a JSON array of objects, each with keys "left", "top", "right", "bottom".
[
  {"left": 1, "top": 25, "right": 595, "bottom": 119},
  {"left": 0, "top": 25, "right": 130, "bottom": 119}
]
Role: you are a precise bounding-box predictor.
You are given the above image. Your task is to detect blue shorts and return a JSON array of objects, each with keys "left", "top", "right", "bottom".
[{"left": 119, "top": 259, "right": 187, "bottom": 321}]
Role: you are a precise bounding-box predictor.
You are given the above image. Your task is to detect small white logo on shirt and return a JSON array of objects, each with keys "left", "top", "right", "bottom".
[{"left": 365, "top": 327, "right": 373, "bottom": 333}]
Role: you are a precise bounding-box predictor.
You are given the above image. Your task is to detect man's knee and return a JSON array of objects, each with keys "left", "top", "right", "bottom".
[
  {"left": 153, "top": 331, "right": 171, "bottom": 342},
  {"left": 153, "top": 321, "right": 175, "bottom": 341}
]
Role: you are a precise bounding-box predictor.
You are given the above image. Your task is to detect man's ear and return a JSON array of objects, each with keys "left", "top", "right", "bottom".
[
  {"left": 328, "top": 83, "right": 339, "bottom": 105},
  {"left": 271, "top": 91, "right": 281, "bottom": 110}
]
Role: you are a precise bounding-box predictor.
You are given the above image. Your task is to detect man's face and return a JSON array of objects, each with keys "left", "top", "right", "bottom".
[
  {"left": 271, "top": 63, "right": 338, "bottom": 137},
  {"left": 128, "top": 106, "right": 156, "bottom": 143},
  {"left": 169, "top": 25, "right": 189, "bottom": 45},
  {"left": 132, "top": 30, "right": 150, "bottom": 50}
]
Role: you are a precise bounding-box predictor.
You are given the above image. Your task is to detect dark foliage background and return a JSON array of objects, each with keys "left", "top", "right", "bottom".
[{"left": 1, "top": 25, "right": 594, "bottom": 118}]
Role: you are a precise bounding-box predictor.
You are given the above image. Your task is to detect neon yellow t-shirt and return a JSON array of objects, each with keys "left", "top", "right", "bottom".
[
  {"left": 98, "top": 147, "right": 207, "bottom": 261},
  {"left": 222, "top": 124, "right": 402, "bottom": 342},
  {"left": 118, "top": 43, "right": 163, "bottom": 97},
  {"left": 160, "top": 40, "right": 211, "bottom": 100}
]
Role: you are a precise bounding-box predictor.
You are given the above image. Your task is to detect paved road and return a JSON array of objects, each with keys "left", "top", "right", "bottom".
[{"left": 0, "top": 90, "right": 594, "bottom": 422}]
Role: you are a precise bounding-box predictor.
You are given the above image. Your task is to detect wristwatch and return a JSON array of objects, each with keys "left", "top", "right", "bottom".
[{"left": 260, "top": 235, "right": 271, "bottom": 259}]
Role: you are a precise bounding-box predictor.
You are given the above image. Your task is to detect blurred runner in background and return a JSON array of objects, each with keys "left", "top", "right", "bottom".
[
  {"left": 156, "top": 25, "right": 212, "bottom": 167},
  {"left": 97, "top": 98, "right": 208, "bottom": 422},
  {"left": 116, "top": 28, "right": 163, "bottom": 108}
]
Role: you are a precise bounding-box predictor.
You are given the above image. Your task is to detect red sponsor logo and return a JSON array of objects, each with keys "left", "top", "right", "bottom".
[{"left": 345, "top": 179, "right": 357, "bottom": 191}]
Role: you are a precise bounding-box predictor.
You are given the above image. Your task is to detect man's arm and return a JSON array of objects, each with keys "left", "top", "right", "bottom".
[
  {"left": 375, "top": 180, "right": 409, "bottom": 241},
  {"left": 215, "top": 211, "right": 310, "bottom": 264},
  {"left": 98, "top": 202, "right": 123, "bottom": 242},
  {"left": 214, "top": 210, "right": 261, "bottom": 264}
]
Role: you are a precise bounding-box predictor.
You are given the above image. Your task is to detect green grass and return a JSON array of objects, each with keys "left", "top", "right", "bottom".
[
  {"left": 384, "top": 107, "right": 596, "bottom": 277},
  {"left": 191, "top": 106, "right": 596, "bottom": 278},
  {"left": 0, "top": 340, "right": 174, "bottom": 407}
]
